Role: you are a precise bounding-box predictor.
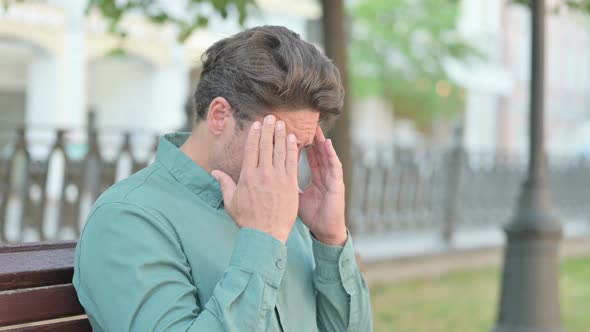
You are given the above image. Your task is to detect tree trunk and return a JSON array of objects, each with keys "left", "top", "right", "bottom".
[{"left": 321, "top": 0, "right": 354, "bottom": 232}]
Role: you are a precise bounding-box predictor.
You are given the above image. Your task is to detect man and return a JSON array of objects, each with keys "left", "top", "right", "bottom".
[{"left": 74, "top": 25, "right": 373, "bottom": 331}]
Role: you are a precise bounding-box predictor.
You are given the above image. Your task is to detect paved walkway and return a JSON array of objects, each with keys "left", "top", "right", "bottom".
[{"left": 361, "top": 234, "right": 590, "bottom": 285}]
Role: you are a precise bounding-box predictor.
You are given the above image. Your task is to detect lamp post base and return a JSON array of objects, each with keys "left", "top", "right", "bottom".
[{"left": 491, "top": 198, "right": 564, "bottom": 332}]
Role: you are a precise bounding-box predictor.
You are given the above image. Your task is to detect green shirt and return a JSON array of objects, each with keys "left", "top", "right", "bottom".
[{"left": 73, "top": 133, "right": 373, "bottom": 332}]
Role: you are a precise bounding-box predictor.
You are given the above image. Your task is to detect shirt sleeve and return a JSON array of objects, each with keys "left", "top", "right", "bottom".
[
  {"left": 312, "top": 230, "right": 374, "bottom": 332},
  {"left": 73, "top": 202, "right": 287, "bottom": 332}
]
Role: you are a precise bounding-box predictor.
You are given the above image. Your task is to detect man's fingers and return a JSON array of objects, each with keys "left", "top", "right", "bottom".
[
  {"left": 242, "top": 121, "right": 262, "bottom": 169},
  {"left": 325, "top": 139, "right": 343, "bottom": 178},
  {"left": 305, "top": 145, "right": 320, "bottom": 169},
  {"left": 314, "top": 126, "right": 327, "bottom": 144},
  {"left": 211, "top": 170, "right": 237, "bottom": 205},
  {"left": 259, "top": 115, "right": 276, "bottom": 167},
  {"left": 273, "top": 121, "right": 286, "bottom": 170},
  {"left": 305, "top": 146, "right": 323, "bottom": 184},
  {"left": 313, "top": 126, "right": 329, "bottom": 167},
  {"left": 285, "top": 134, "right": 298, "bottom": 177}
]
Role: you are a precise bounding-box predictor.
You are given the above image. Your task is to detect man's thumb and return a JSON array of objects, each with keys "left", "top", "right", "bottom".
[{"left": 211, "top": 170, "right": 236, "bottom": 203}]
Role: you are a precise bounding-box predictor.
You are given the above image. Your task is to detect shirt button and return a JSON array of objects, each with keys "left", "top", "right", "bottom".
[
  {"left": 341, "top": 259, "right": 350, "bottom": 268},
  {"left": 276, "top": 259, "right": 285, "bottom": 270}
]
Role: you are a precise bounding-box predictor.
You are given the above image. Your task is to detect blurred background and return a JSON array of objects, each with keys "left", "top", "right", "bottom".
[{"left": 0, "top": 0, "right": 589, "bottom": 331}]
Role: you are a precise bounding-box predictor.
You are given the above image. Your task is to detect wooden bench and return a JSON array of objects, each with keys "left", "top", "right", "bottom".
[{"left": 0, "top": 241, "right": 91, "bottom": 332}]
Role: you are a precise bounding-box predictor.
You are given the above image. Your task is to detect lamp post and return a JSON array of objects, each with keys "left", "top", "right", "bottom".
[{"left": 492, "top": 1, "right": 564, "bottom": 331}]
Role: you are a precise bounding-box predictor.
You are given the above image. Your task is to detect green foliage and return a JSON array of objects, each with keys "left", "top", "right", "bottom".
[
  {"left": 347, "top": 0, "right": 479, "bottom": 131},
  {"left": 1, "top": 0, "right": 22, "bottom": 10},
  {"left": 567, "top": 0, "right": 590, "bottom": 12},
  {"left": 105, "top": 46, "right": 127, "bottom": 58},
  {"left": 514, "top": 0, "right": 590, "bottom": 14},
  {"left": 1, "top": 0, "right": 254, "bottom": 42},
  {"left": 85, "top": 0, "right": 255, "bottom": 42}
]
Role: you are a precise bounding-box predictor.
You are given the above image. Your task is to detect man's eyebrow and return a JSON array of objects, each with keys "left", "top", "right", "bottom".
[
  {"left": 297, "top": 141, "right": 312, "bottom": 148},
  {"left": 301, "top": 141, "right": 313, "bottom": 148}
]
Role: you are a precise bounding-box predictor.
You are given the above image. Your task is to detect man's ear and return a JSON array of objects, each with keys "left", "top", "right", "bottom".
[{"left": 206, "top": 97, "right": 233, "bottom": 135}]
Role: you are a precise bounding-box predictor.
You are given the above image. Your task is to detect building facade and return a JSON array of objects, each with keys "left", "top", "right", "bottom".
[
  {"left": 0, "top": 0, "right": 321, "bottom": 154},
  {"left": 457, "top": 0, "right": 590, "bottom": 157}
]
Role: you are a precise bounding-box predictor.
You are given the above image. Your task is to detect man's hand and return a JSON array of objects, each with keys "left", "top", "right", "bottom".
[
  {"left": 212, "top": 115, "right": 299, "bottom": 244},
  {"left": 298, "top": 126, "right": 348, "bottom": 246}
]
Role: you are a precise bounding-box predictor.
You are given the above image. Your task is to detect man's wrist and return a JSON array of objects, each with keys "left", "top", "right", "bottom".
[
  {"left": 311, "top": 228, "right": 348, "bottom": 246},
  {"left": 230, "top": 228, "right": 287, "bottom": 286}
]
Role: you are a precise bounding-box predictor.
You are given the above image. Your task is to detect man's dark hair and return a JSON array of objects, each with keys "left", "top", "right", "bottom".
[{"left": 193, "top": 25, "right": 344, "bottom": 127}]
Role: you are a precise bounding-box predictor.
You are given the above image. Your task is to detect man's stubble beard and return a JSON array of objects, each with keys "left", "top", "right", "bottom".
[{"left": 211, "top": 128, "right": 247, "bottom": 184}]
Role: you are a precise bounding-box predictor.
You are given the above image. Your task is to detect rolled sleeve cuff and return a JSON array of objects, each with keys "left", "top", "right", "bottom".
[
  {"left": 229, "top": 228, "right": 287, "bottom": 287},
  {"left": 312, "top": 230, "right": 357, "bottom": 282}
]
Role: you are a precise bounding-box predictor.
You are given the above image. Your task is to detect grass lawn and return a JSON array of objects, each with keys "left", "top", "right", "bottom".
[{"left": 370, "top": 256, "right": 590, "bottom": 332}]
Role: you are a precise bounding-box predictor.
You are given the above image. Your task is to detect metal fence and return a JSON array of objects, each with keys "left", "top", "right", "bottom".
[
  {"left": 1, "top": 126, "right": 589, "bottom": 244},
  {"left": 348, "top": 140, "right": 590, "bottom": 239},
  {"left": 0, "top": 125, "right": 158, "bottom": 243}
]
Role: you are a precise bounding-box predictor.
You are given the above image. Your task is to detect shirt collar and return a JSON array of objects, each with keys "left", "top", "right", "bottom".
[{"left": 155, "top": 132, "right": 223, "bottom": 209}]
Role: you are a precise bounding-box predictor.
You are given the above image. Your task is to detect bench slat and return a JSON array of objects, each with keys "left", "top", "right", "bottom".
[
  {"left": 2, "top": 318, "right": 92, "bottom": 332},
  {"left": 0, "top": 284, "right": 84, "bottom": 326},
  {"left": 0, "top": 243, "right": 76, "bottom": 291},
  {"left": 0, "top": 242, "right": 76, "bottom": 254}
]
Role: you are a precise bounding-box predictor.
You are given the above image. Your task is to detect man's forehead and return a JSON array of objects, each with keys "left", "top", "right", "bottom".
[
  {"left": 253, "top": 109, "right": 317, "bottom": 140},
  {"left": 268, "top": 109, "right": 319, "bottom": 122},
  {"left": 242, "top": 109, "right": 319, "bottom": 149}
]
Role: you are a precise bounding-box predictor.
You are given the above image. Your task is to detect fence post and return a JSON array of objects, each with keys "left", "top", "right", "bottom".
[
  {"left": 0, "top": 145, "right": 7, "bottom": 242},
  {"left": 86, "top": 110, "right": 97, "bottom": 146},
  {"left": 0, "top": 129, "right": 28, "bottom": 242},
  {"left": 442, "top": 124, "right": 465, "bottom": 243}
]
